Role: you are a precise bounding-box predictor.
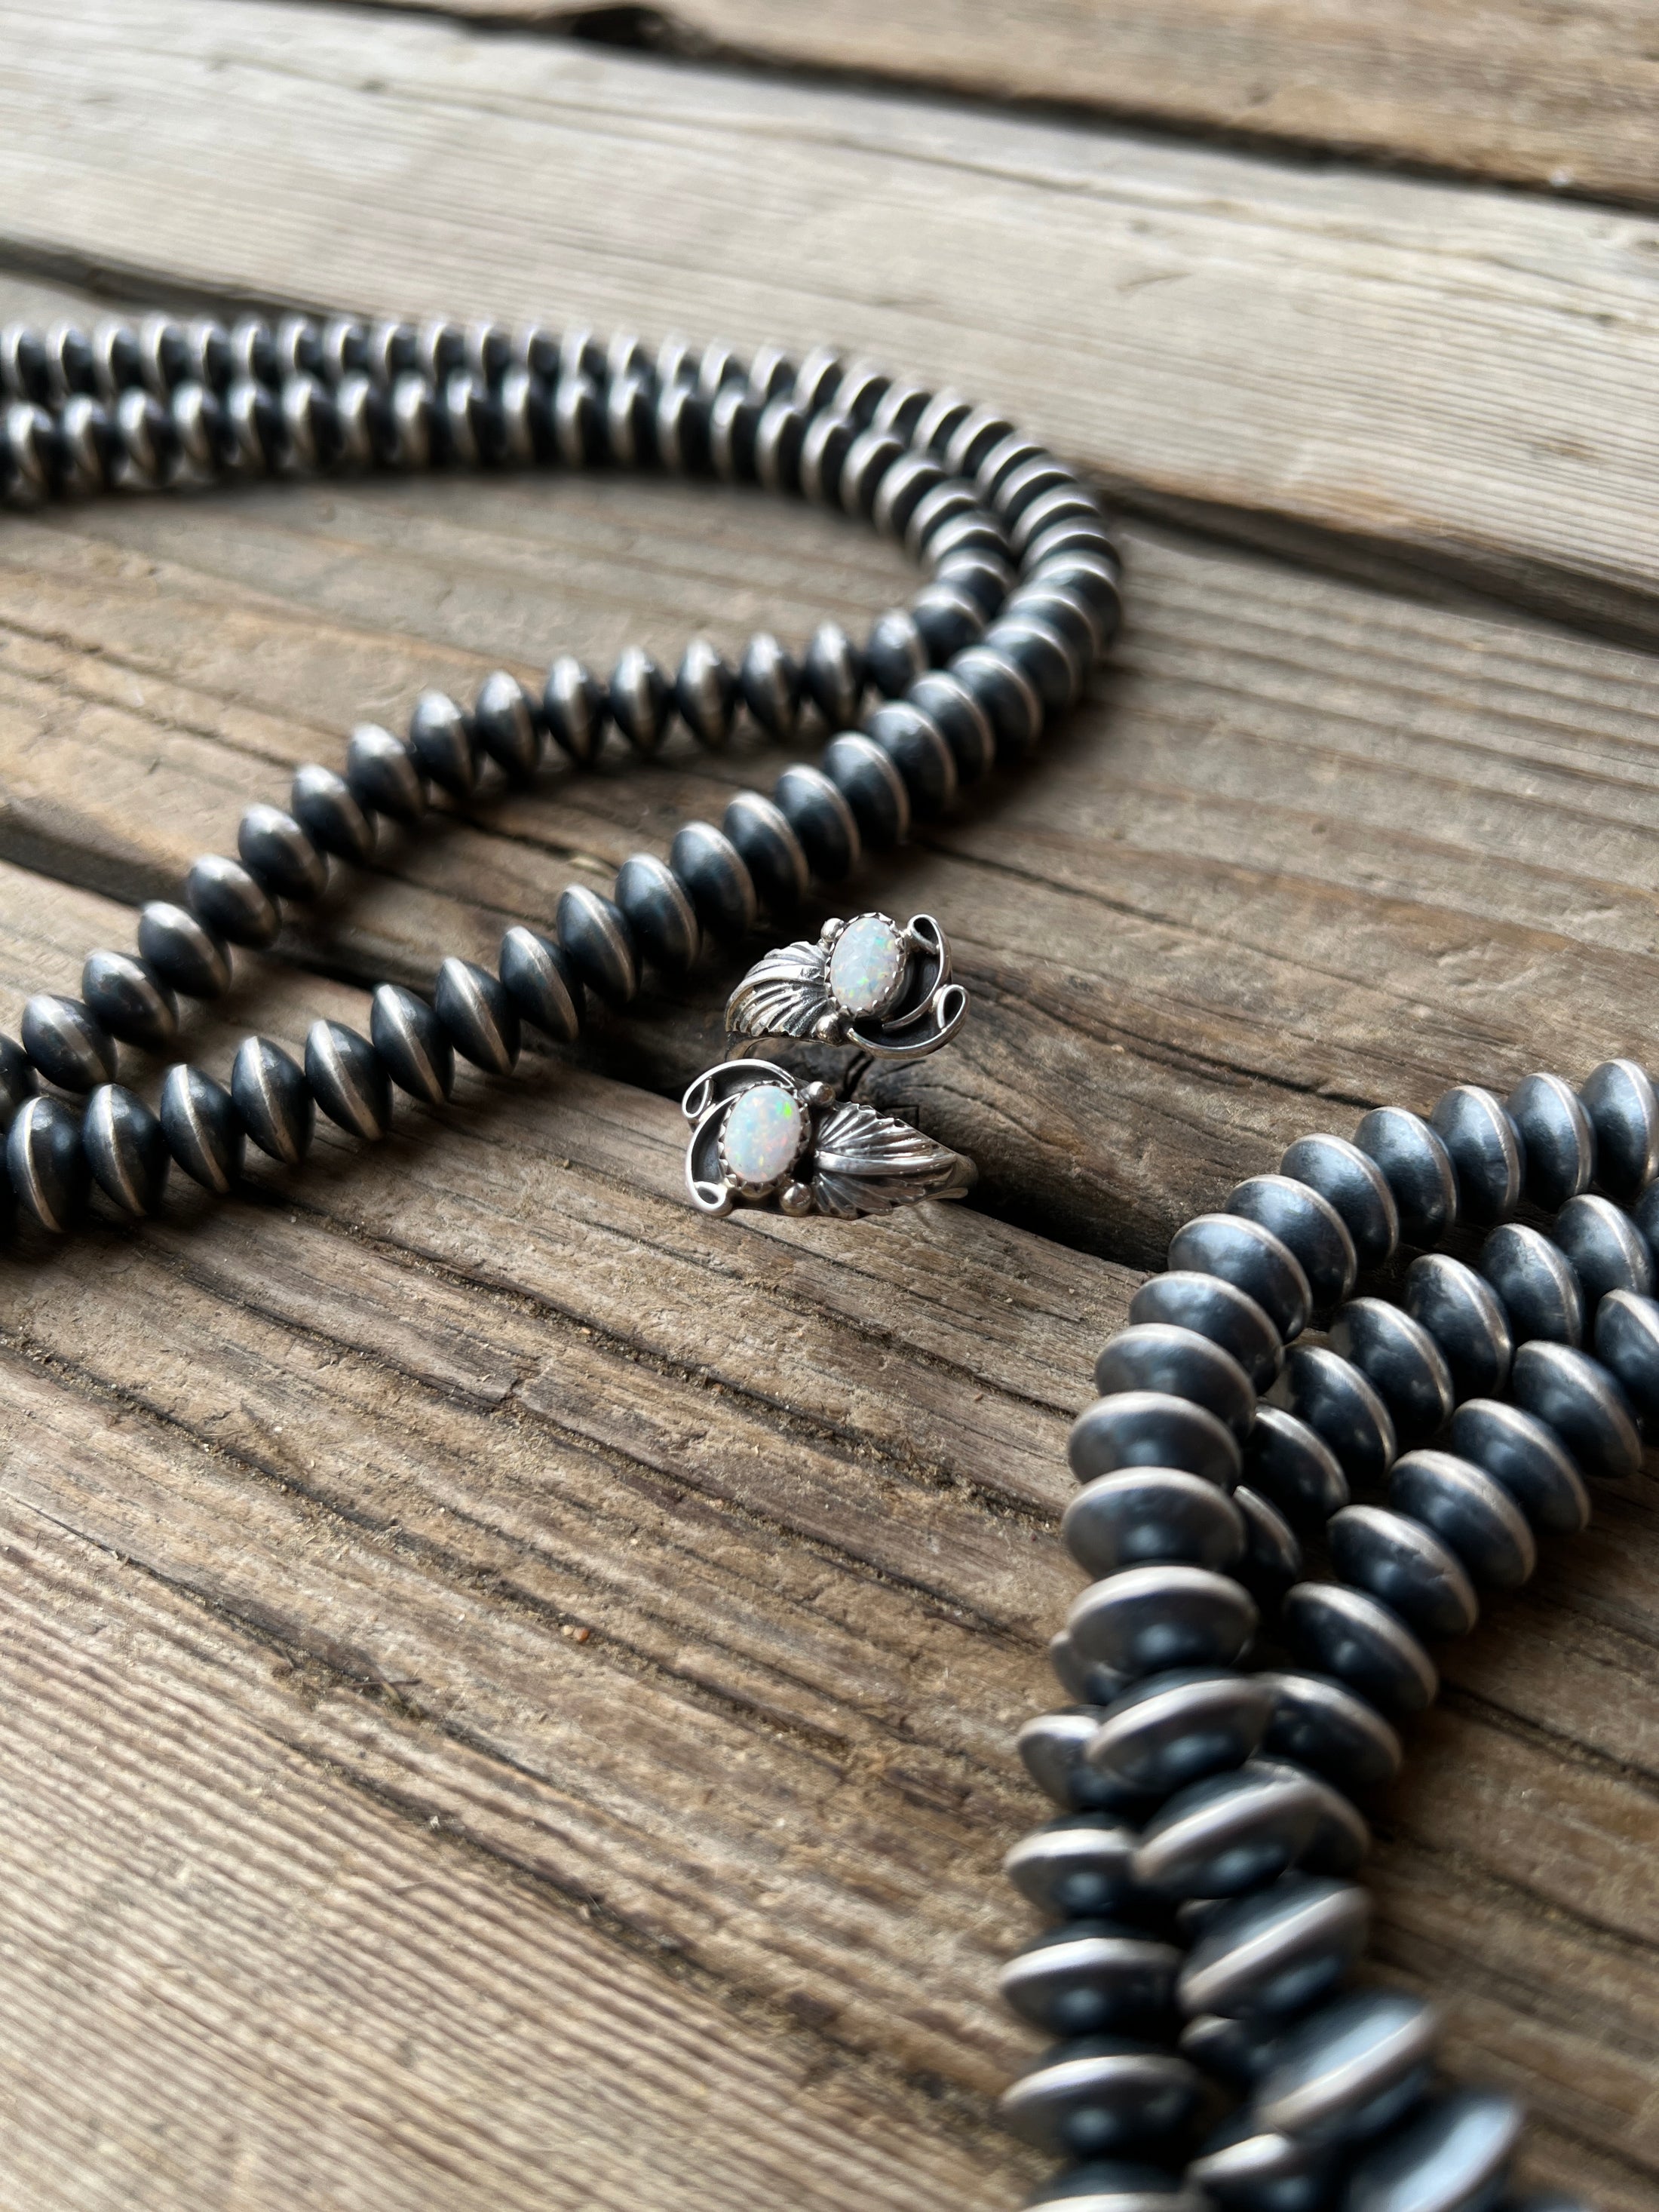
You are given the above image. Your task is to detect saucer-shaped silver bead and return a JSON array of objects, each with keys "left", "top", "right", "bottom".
[
  {"left": 1068, "top": 1564, "right": 1257, "bottom": 1679},
  {"left": 1282, "top": 1344, "right": 1396, "bottom": 1486},
  {"left": 1063, "top": 1471, "right": 1247, "bottom": 1580},
  {"left": 1509, "top": 1339, "right": 1640, "bottom": 1481},
  {"left": 774, "top": 765, "right": 861, "bottom": 883},
  {"left": 1328, "top": 1503, "right": 1479, "bottom": 1641},
  {"left": 667, "top": 824, "right": 757, "bottom": 946},
  {"left": 498, "top": 925, "right": 583, "bottom": 1043},
  {"left": 1279, "top": 1132, "right": 1400, "bottom": 1269},
  {"left": 1129, "top": 1272, "right": 1282, "bottom": 1391},
  {"left": 1327, "top": 1297, "right": 1455, "bottom": 1446},
  {"left": 1067, "top": 1391, "right": 1241, "bottom": 1488},
  {"left": 1354, "top": 1104, "right": 1457, "bottom": 1246},
  {"left": 557, "top": 885, "right": 638, "bottom": 1005},
  {"left": 723, "top": 792, "right": 810, "bottom": 916},
  {"left": 541, "top": 656, "right": 609, "bottom": 765},
  {"left": 8, "top": 1094, "right": 90, "bottom": 1231},
  {"left": 1085, "top": 1669, "right": 1272, "bottom": 1796},
  {"left": 345, "top": 723, "right": 427, "bottom": 825},
  {"left": 1228, "top": 1173, "right": 1357, "bottom": 1314},
  {"left": 1133, "top": 1761, "right": 1330, "bottom": 1900},
  {"left": 999, "top": 2037, "right": 1201, "bottom": 2158},
  {"left": 1167, "top": 1214, "right": 1311, "bottom": 1342},
  {"left": 821, "top": 732, "right": 911, "bottom": 850},
  {"left": 371, "top": 983, "right": 455, "bottom": 1103},
  {"left": 408, "top": 689, "right": 476, "bottom": 798},
  {"left": 615, "top": 854, "right": 701, "bottom": 976},
  {"left": 232, "top": 1036, "right": 314, "bottom": 1164},
  {"left": 1448, "top": 1397, "right": 1588, "bottom": 1536},
  {"left": 800, "top": 619, "right": 864, "bottom": 729},
  {"left": 999, "top": 1919, "right": 1181, "bottom": 2037},
  {"left": 81, "top": 950, "right": 179, "bottom": 1051},
  {"left": 1002, "top": 1814, "right": 1143, "bottom": 1922},
  {"left": 83, "top": 1083, "right": 168, "bottom": 1216},
  {"left": 1431, "top": 1084, "right": 1523, "bottom": 1224},
  {"left": 1281, "top": 1583, "right": 1437, "bottom": 1717},
  {"left": 1017, "top": 1710, "right": 1149, "bottom": 1816},
  {"left": 1257, "top": 1670, "right": 1403, "bottom": 1793},
  {"left": 306, "top": 1020, "right": 391, "bottom": 1142},
  {"left": 909, "top": 668, "right": 995, "bottom": 784},
  {"left": 1342, "top": 2087, "right": 1524, "bottom": 2212},
  {"left": 187, "top": 853, "right": 282, "bottom": 950},
  {"left": 737, "top": 631, "right": 800, "bottom": 741},
  {"left": 434, "top": 956, "right": 520, "bottom": 1074},
  {"left": 1241, "top": 1407, "right": 1348, "bottom": 1527},
  {"left": 1578, "top": 1058, "right": 1659, "bottom": 1199},
  {"left": 1178, "top": 1872, "right": 1369, "bottom": 2023},
  {"left": 160, "top": 1063, "right": 244, "bottom": 1192},
  {"left": 0, "top": 1032, "right": 35, "bottom": 1131},
  {"left": 675, "top": 637, "right": 737, "bottom": 748},
  {"left": 1251, "top": 1987, "right": 1443, "bottom": 2149},
  {"left": 1506, "top": 1070, "right": 1594, "bottom": 1210},
  {"left": 1093, "top": 1324, "right": 1255, "bottom": 1438},
  {"left": 21, "top": 992, "right": 118, "bottom": 1093},
  {"left": 1480, "top": 1221, "right": 1584, "bottom": 1346},
  {"left": 138, "top": 900, "right": 231, "bottom": 999},
  {"left": 1403, "top": 1252, "right": 1512, "bottom": 1401},
  {"left": 1388, "top": 1449, "right": 1536, "bottom": 1589},
  {"left": 1553, "top": 1192, "right": 1652, "bottom": 1310},
  {"left": 292, "top": 763, "right": 376, "bottom": 863},
  {"left": 238, "top": 802, "right": 327, "bottom": 903}
]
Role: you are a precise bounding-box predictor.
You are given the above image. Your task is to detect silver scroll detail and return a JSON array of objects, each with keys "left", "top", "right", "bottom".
[
  {"left": 723, "top": 912, "right": 966, "bottom": 1063},
  {"left": 682, "top": 1060, "right": 977, "bottom": 1220}
]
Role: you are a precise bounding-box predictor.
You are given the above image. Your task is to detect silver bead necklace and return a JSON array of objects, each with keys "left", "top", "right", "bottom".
[{"left": 0, "top": 307, "right": 1624, "bottom": 2212}]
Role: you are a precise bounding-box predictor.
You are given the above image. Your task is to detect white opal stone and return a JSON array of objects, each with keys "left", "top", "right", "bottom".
[
  {"left": 722, "top": 1083, "right": 806, "bottom": 1190},
  {"left": 829, "top": 915, "right": 907, "bottom": 1018}
]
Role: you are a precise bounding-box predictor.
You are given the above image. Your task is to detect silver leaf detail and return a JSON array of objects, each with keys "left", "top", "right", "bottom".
[
  {"left": 725, "top": 936, "right": 836, "bottom": 1042},
  {"left": 809, "top": 1101, "right": 969, "bottom": 1217}
]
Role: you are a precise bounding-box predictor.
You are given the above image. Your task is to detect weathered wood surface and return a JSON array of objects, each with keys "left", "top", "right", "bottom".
[
  {"left": 0, "top": 866, "right": 1654, "bottom": 2207},
  {"left": 0, "top": 6, "right": 1654, "bottom": 2209},
  {"left": 9, "top": 459, "right": 1659, "bottom": 1266},
  {"left": 371, "top": 0, "right": 1659, "bottom": 210},
  {"left": 7, "top": 0, "right": 1659, "bottom": 644}
]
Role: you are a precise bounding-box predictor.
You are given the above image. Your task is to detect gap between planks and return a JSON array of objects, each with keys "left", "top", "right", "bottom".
[
  {"left": 329, "top": 0, "right": 1659, "bottom": 213},
  {"left": 5, "top": 434, "right": 1659, "bottom": 1269}
]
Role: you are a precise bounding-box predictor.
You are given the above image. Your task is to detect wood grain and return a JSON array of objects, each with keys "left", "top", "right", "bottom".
[
  {"left": 0, "top": 864, "right": 1654, "bottom": 2206},
  {"left": 9, "top": 456, "right": 1659, "bottom": 1270},
  {"left": 2, "top": 0, "right": 1659, "bottom": 641},
  {"left": 363, "top": 0, "right": 1659, "bottom": 210},
  {"left": 0, "top": 19, "right": 1654, "bottom": 2205}
]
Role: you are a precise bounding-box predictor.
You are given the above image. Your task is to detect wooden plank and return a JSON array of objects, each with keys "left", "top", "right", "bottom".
[
  {"left": 0, "top": 1503, "right": 1024, "bottom": 2212},
  {"left": 2, "top": 0, "right": 1659, "bottom": 639},
  {"left": 8, "top": 449, "right": 1659, "bottom": 1267},
  {"left": 363, "top": 0, "right": 1659, "bottom": 210},
  {"left": 0, "top": 865, "right": 1655, "bottom": 2204}
]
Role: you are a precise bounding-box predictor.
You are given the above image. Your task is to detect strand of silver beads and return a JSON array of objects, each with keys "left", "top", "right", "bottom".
[
  {"left": 1006, "top": 1066, "right": 1657, "bottom": 2210},
  {"left": 0, "top": 311, "right": 1117, "bottom": 1225}
]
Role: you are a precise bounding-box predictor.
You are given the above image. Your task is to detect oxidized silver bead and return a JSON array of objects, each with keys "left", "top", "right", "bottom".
[
  {"left": 231, "top": 1036, "right": 314, "bottom": 1165},
  {"left": 82, "top": 1083, "right": 167, "bottom": 1216},
  {"left": 81, "top": 950, "right": 178, "bottom": 1053},
  {"left": 159, "top": 1063, "right": 244, "bottom": 1192}
]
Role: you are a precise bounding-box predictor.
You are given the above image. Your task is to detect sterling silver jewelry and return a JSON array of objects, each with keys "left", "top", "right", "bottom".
[
  {"left": 682, "top": 1057, "right": 976, "bottom": 1219},
  {"left": 725, "top": 910, "right": 967, "bottom": 1059},
  {"left": 683, "top": 909, "right": 976, "bottom": 1220},
  {"left": 0, "top": 308, "right": 1612, "bottom": 2212}
]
